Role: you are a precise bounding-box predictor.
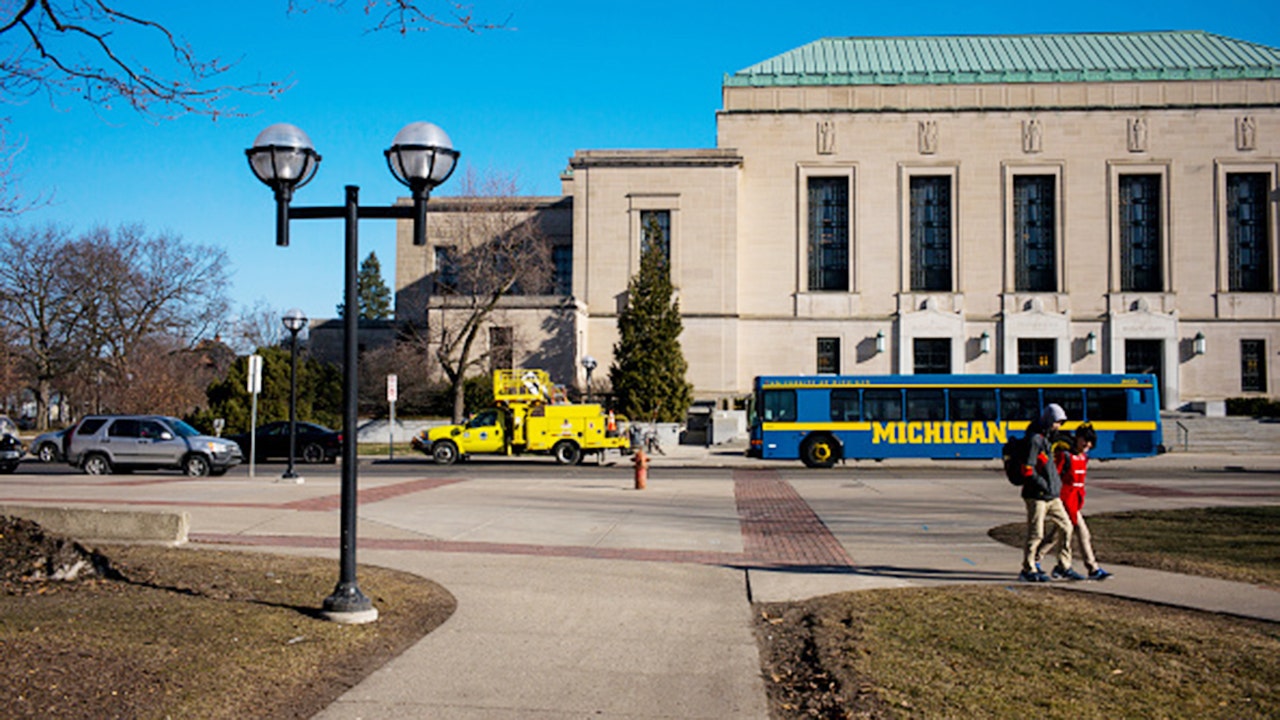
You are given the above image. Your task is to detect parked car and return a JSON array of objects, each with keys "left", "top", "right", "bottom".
[
  {"left": 65, "top": 415, "right": 243, "bottom": 476},
  {"left": 226, "top": 421, "right": 342, "bottom": 464},
  {"left": 29, "top": 427, "right": 69, "bottom": 463},
  {"left": 0, "top": 415, "right": 22, "bottom": 473}
]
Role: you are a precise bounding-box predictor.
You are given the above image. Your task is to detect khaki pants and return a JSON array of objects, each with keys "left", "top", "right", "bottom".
[
  {"left": 1023, "top": 498, "right": 1073, "bottom": 572},
  {"left": 1037, "top": 515, "right": 1099, "bottom": 573}
]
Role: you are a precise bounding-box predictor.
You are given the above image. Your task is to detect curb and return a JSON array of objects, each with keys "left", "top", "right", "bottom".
[{"left": 0, "top": 504, "right": 189, "bottom": 546}]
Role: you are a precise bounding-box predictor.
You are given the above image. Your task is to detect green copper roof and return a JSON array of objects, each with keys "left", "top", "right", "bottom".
[{"left": 725, "top": 31, "right": 1280, "bottom": 87}]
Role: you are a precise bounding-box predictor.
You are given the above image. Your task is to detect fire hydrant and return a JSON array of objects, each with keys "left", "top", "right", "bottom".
[{"left": 632, "top": 449, "right": 649, "bottom": 490}]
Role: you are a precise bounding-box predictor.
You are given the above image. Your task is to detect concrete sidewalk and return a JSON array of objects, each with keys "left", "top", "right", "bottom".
[{"left": 2, "top": 439, "right": 1278, "bottom": 718}]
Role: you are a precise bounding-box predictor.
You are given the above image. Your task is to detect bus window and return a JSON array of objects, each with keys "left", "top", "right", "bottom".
[
  {"left": 906, "top": 389, "right": 946, "bottom": 421},
  {"left": 1086, "top": 388, "right": 1127, "bottom": 421},
  {"left": 863, "top": 389, "right": 903, "bottom": 422},
  {"left": 830, "top": 389, "right": 860, "bottom": 422},
  {"left": 1000, "top": 388, "right": 1040, "bottom": 422},
  {"left": 950, "top": 388, "right": 998, "bottom": 421},
  {"left": 761, "top": 389, "right": 797, "bottom": 422},
  {"left": 1044, "top": 388, "right": 1084, "bottom": 422}
]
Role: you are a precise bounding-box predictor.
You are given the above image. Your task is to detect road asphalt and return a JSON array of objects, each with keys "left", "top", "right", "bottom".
[{"left": 3, "top": 432, "right": 1279, "bottom": 719}]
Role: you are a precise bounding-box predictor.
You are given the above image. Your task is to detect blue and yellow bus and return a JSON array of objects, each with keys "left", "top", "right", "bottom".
[{"left": 748, "top": 374, "right": 1163, "bottom": 468}]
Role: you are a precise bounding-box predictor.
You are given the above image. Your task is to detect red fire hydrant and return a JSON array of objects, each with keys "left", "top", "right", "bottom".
[{"left": 632, "top": 449, "right": 649, "bottom": 490}]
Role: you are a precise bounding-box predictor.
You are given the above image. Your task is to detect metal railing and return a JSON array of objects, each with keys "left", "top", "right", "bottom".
[{"left": 1175, "top": 420, "right": 1189, "bottom": 452}]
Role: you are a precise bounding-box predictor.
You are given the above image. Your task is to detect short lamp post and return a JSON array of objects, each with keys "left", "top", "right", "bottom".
[
  {"left": 281, "top": 308, "right": 308, "bottom": 483},
  {"left": 582, "top": 355, "right": 597, "bottom": 403},
  {"left": 246, "top": 121, "right": 458, "bottom": 624}
]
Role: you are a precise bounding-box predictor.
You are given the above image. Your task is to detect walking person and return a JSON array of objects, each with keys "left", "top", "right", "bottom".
[
  {"left": 1036, "top": 423, "right": 1113, "bottom": 580},
  {"left": 1018, "top": 403, "right": 1085, "bottom": 582}
]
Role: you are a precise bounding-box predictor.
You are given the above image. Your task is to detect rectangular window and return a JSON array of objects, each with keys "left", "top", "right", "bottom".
[
  {"left": 816, "top": 337, "right": 841, "bottom": 374},
  {"left": 829, "top": 389, "right": 860, "bottom": 422},
  {"left": 552, "top": 245, "right": 573, "bottom": 296},
  {"left": 1242, "top": 340, "right": 1267, "bottom": 393},
  {"left": 910, "top": 176, "right": 952, "bottom": 291},
  {"left": 1119, "top": 174, "right": 1163, "bottom": 292},
  {"left": 905, "top": 389, "right": 946, "bottom": 421},
  {"left": 808, "top": 177, "right": 849, "bottom": 291},
  {"left": 863, "top": 389, "right": 903, "bottom": 422},
  {"left": 639, "top": 209, "right": 670, "bottom": 265},
  {"left": 949, "top": 389, "right": 998, "bottom": 422},
  {"left": 434, "top": 246, "right": 458, "bottom": 293},
  {"left": 1043, "top": 388, "right": 1084, "bottom": 423},
  {"left": 488, "top": 326, "right": 513, "bottom": 374},
  {"left": 1000, "top": 388, "right": 1041, "bottom": 423},
  {"left": 1227, "top": 173, "right": 1272, "bottom": 292},
  {"left": 1086, "top": 388, "right": 1128, "bottom": 421},
  {"left": 761, "top": 389, "right": 797, "bottom": 422},
  {"left": 1017, "top": 338, "right": 1056, "bottom": 374},
  {"left": 913, "top": 338, "right": 951, "bottom": 374},
  {"left": 1014, "top": 175, "right": 1057, "bottom": 292}
]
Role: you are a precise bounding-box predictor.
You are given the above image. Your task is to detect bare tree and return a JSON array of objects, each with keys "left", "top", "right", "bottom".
[
  {"left": 0, "top": 223, "right": 232, "bottom": 427},
  {"left": 0, "top": 1, "right": 506, "bottom": 214},
  {"left": 404, "top": 169, "right": 555, "bottom": 421}
]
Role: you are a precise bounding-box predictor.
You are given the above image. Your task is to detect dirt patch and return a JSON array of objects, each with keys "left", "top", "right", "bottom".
[{"left": 0, "top": 515, "right": 456, "bottom": 719}]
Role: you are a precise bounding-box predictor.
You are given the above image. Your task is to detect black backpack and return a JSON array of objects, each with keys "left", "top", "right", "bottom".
[{"left": 1002, "top": 434, "right": 1030, "bottom": 486}]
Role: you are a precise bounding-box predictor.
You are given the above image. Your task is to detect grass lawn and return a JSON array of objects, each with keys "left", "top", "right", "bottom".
[{"left": 757, "top": 505, "right": 1280, "bottom": 719}]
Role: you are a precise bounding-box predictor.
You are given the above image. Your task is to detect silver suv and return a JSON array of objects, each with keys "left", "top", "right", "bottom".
[{"left": 66, "top": 415, "right": 243, "bottom": 476}]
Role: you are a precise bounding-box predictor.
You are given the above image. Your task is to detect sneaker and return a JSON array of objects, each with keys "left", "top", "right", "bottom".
[
  {"left": 1052, "top": 565, "right": 1086, "bottom": 581},
  {"left": 1019, "top": 570, "right": 1050, "bottom": 583},
  {"left": 1088, "top": 568, "right": 1113, "bottom": 580}
]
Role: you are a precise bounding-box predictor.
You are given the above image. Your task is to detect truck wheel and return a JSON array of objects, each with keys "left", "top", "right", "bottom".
[
  {"left": 82, "top": 453, "right": 113, "bottom": 475},
  {"left": 800, "top": 434, "right": 839, "bottom": 469},
  {"left": 432, "top": 440, "right": 459, "bottom": 465},
  {"left": 552, "top": 441, "right": 582, "bottom": 466},
  {"left": 37, "top": 442, "right": 60, "bottom": 463},
  {"left": 183, "top": 454, "right": 211, "bottom": 477}
]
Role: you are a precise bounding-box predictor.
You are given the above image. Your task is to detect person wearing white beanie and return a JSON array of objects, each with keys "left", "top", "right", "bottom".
[{"left": 1017, "top": 403, "right": 1083, "bottom": 582}]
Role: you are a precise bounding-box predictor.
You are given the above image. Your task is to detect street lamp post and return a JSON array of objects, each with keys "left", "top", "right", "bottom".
[
  {"left": 281, "top": 308, "right": 308, "bottom": 483},
  {"left": 246, "top": 122, "right": 458, "bottom": 624}
]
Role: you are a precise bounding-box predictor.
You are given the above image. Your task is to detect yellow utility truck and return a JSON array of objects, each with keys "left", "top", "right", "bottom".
[{"left": 412, "top": 369, "right": 631, "bottom": 465}]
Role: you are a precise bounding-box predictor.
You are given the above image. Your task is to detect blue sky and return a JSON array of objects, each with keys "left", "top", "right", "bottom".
[{"left": 4, "top": 0, "right": 1279, "bottom": 326}]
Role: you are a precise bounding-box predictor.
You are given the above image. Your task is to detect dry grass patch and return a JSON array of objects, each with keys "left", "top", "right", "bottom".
[
  {"left": 0, "top": 538, "right": 455, "bottom": 720},
  {"left": 758, "top": 585, "right": 1280, "bottom": 719}
]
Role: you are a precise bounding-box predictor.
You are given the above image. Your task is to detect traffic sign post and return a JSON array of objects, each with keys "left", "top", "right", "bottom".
[
  {"left": 247, "top": 354, "right": 263, "bottom": 478},
  {"left": 387, "top": 374, "right": 398, "bottom": 460}
]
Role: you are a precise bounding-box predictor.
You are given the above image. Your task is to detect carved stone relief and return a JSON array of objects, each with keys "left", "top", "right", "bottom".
[
  {"left": 1236, "top": 116, "right": 1256, "bottom": 151},
  {"left": 817, "top": 120, "right": 836, "bottom": 155},
  {"left": 918, "top": 120, "right": 938, "bottom": 155},
  {"left": 1127, "top": 117, "right": 1148, "bottom": 153},
  {"left": 1022, "top": 119, "right": 1042, "bottom": 154}
]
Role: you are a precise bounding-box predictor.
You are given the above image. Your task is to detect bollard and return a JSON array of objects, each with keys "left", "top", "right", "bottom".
[{"left": 632, "top": 448, "right": 649, "bottom": 490}]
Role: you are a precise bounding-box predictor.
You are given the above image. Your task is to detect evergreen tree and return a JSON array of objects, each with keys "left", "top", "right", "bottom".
[
  {"left": 609, "top": 215, "right": 693, "bottom": 423},
  {"left": 337, "top": 252, "right": 392, "bottom": 320}
]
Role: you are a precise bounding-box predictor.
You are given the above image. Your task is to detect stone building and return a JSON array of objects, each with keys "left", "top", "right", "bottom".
[{"left": 397, "top": 31, "right": 1280, "bottom": 411}]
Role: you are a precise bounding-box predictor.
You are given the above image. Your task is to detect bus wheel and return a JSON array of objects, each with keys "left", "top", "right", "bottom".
[{"left": 800, "top": 434, "right": 839, "bottom": 469}]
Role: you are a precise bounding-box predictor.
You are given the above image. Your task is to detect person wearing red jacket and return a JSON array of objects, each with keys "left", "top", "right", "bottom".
[{"left": 1036, "top": 423, "right": 1113, "bottom": 580}]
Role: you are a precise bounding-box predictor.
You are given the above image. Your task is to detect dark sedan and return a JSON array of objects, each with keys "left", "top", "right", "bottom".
[{"left": 227, "top": 421, "right": 342, "bottom": 464}]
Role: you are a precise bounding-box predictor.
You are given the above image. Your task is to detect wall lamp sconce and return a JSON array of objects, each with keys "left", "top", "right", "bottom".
[
  {"left": 1193, "top": 332, "right": 1207, "bottom": 356},
  {"left": 1085, "top": 331, "right": 1098, "bottom": 356},
  {"left": 978, "top": 331, "right": 991, "bottom": 355},
  {"left": 874, "top": 330, "right": 886, "bottom": 354}
]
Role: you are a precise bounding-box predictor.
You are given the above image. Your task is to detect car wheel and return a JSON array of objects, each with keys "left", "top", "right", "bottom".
[
  {"left": 183, "top": 454, "right": 211, "bottom": 477},
  {"left": 301, "top": 443, "right": 325, "bottom": 464},
  {"left": 432, "top": 440, "right": 459, "bottom": 465},
  {"left": 800, "top": 434, "right": 839, "bottom": 469},
  {"left": 37, "top": 443, "right": 59, "bottom": 463},
  {"left": 82, "top": 454, "right": 113, "bottom": 475},
  {"left": 552, "top": 440, "right": 582, "bottom": 466}
]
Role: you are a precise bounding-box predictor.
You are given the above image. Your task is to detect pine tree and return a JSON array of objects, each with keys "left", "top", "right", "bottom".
[
  {"left": 609, "top": 215, "right": 692, "bottom": 423},
  {"left": 337, "top": 252, "right": 392, "bottom": 320}
]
